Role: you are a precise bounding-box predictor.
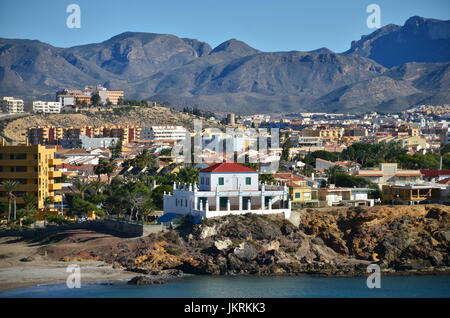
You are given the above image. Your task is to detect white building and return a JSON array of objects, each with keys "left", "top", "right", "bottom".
[
  {"left": 141, "top": 125, "right": 187, "bottom": 141},
  {"left": 1, "top": 97, "right": 24, "bottom": 113},
  {"left": 163, "top": 163, "right": 291, "bottom": 219},
  {"left": 33, "top": 101, "right": 62, "bottom": 114}
]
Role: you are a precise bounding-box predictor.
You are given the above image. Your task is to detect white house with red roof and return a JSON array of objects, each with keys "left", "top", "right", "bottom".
[{"left": 163, "top": 162, "right": 291, "bottom": 219}]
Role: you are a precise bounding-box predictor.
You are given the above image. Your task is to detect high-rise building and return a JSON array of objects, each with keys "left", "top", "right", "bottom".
[
  {"left": 1, "top": 97, "right": 24, "bottom": 113},
  {"left": 0, "top": 140, "right": 62, "bottom": 218}
]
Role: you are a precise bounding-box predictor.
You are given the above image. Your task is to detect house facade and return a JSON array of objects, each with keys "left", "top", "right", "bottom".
[
  {"left": 163, "top": 163, "right": 291, "bottom": 219},
  {"left": 355, "top": 163, "right": 422, "bottom": 186},
  {"left": 317, "top": 187, "right": 374, "bottom": 207}
]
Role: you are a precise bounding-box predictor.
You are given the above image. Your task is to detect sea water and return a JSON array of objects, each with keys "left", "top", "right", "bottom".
[{"left": 1, "top": 275, "right": 449, "bottom": 298}]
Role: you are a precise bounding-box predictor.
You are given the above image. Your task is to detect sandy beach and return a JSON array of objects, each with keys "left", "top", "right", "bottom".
[{"left": 0, "top": 235, "right": 136, "bottom": 292}]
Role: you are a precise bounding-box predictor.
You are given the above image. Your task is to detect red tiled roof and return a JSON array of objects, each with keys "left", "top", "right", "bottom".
[
  {"left": 274, "top": 172, "right": 306, "bottom": 182},
  {"left": 437, "top": 177, "right": 450, "bottom": 185},
  {"left": 421, "top": 170, "right": 450, "bottom": 178},
  {"left": 201, "top": 162, "right": 256, "bottom": 173}
]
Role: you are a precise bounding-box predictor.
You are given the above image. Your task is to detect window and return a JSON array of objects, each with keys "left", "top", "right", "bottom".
[
  {"left": 245, "top": 177, "right": 251, "bottom": 185},
  {"left": 200, "top": 177, "right": 204, "bottom": 184},
  {"left": 218, "top": 177, "right": 224, "bottom": 185},
  {"left": 295, "top": 193, "right": 301, "bottom": 199}
]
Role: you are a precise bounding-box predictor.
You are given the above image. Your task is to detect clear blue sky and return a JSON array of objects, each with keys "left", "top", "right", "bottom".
[{"left": 0, "top": 0, "right": 449, "bottom": 53}]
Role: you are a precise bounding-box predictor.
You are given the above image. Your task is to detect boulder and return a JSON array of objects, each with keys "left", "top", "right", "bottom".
[
  {"left": 233, "top": 242, "right": 258, "bottom": 262},
  {"left": 127, "top": 276, "right": 167, "bottom": 285},
  {"left": 214, "top": 239, "right": 232, "bottom": 251}
]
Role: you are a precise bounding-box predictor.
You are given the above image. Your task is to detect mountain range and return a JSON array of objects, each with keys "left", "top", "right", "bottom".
[{"left": 0, "top": 16, "right": 449, "bottom": 115}]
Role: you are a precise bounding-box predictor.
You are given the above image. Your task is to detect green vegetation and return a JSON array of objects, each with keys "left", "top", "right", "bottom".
[{"left": 301, "top": 142, "right": 450, "bottom": 170}]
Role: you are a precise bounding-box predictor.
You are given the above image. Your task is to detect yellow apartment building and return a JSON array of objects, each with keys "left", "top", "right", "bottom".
[{"left": 0, "top": 141, "right": 63, "bottom": 218}]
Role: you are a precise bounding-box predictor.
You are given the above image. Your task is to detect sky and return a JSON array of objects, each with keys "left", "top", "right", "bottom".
[{"left": 0, "top": 0, "right": 449, "bottom": 53}]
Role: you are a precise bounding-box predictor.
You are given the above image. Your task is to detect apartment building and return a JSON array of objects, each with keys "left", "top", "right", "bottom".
[
  {"left": 141, "top": 125, "right": 187, "bottom": 141},
  {"left": 56, "top": 86, "right": 124, "bottom": 106},
  {"left": 1, "top": 97, "right": 24, "bottom": 113},
  {"left": 97, "top": 88, "right": 124, "bottom": 105},
  {"left": 0, "top": 141, "right": 62, "bottom": 217},
  {"left": 27, "top": 125, "right": 140, "bottom": 145},
  {"left": 355, "top": 163, "right": 423, "bottom": 187},
  {"left": 33, "top": 101, "right": 62, "bottom": 114},
  {"left": 301, "top": 127, "right": 344, "bottom": 140}
]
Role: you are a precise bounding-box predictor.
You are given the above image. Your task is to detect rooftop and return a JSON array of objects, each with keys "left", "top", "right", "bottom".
[{"left": 200, "top": 162, "right": 256, "bottom": 173}]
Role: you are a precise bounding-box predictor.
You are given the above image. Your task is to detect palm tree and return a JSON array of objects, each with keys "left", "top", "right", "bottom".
[
  {"left": 43, "top": 196, "right": 52, "bottom": 226},
  {"left": 72, "top": 179, "right": 92, "bottom": 200},
  {"left": 175, "top": 166, "right": 200, "bottom": 185},
  {"left": 1, "top": 180, "right": 20, "bottom": 222},
  {"left": 89, "top": 180, "right": 105, "bottom": 195}
]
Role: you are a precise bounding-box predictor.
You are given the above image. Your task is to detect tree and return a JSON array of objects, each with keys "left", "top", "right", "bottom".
[
  {"left": 95, "top": 158, "right": 117, "bottom": 183},
  {"left": 90, "top": 93, "right": 101, "bottom": 106},
  {"left": 260, "top": 174, "right": 275, "bottom": 184},
  {"left": 71, "top": 196, "right": 101, "bottom": 217},
  {"left": 89, "top": 180, "right": 106, "bottom": 195},
  {"left": 324, "top": 166, "right": 345, "bottom": 186},
  {"left": 109, "top": 140, "right": 122, "bottom": 160},
  {"left": 72, "top": 179, "right": 92, "bottom": 200},
  {"left": 281, "top": 137, "right": 292, "bottom": 162},
  {"left": 43, "top": 196, "right": 52, "bottom": 227},
  {"left": 151, "top": 185, "right": 173, "bottom": 209},
  {"left": 175, "top": 166, "right": 200, "bottom": 185},
  {"left": 17, "top": 193, "right": 38, "bottom": 225},
  {"left": 1, "top": 180, "right": 20, "bottom": 221},
  {"left": 123, "top": 148, "right": 156, "bottom": 168}
]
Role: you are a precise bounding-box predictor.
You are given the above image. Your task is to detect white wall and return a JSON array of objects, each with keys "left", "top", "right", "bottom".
[{"left": 199, "top": 172, "right": 259, "bottom": 191}]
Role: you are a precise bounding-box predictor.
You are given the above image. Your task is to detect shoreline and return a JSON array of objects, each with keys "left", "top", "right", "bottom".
[{"left": 2, "top": 265, "right": 450, "bottom": 293}]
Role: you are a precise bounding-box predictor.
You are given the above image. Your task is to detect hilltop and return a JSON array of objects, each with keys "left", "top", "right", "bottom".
[
  {"left": 0, "top": 16, "right": 449, "bottom": 114},
  {"left": 0, "top": 106, "right": 221, "bottom": 143}
]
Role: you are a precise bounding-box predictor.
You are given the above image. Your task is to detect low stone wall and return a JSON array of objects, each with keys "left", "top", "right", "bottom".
[
  {"left": 0, "top": 221, "right": 103, "bottom": 238},
  {"left": 0, "top": 220, "right": 166, "bottom": 238}
]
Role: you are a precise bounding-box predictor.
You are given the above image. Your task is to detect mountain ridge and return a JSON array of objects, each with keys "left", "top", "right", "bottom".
[{"left": 0, "top": 16, "right": 449, "bottom": 114}]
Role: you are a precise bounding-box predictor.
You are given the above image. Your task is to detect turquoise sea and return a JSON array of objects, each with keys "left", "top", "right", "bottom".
[{"left": 1, "top": 275, "right": 450, "bottom": 298}]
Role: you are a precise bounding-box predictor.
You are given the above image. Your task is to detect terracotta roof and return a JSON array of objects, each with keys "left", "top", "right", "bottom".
[
  {"left": 274, "top": 172, "right": 306, "bottom": 182},
  {"left": 421, "top": 170, "right": 450, "bottom": 178},
  {"left": 437, "top": 177, "right": 450, "bottom": 185},
  {"left": 201, "top": 162, "right": 256, "bottom": 173}
]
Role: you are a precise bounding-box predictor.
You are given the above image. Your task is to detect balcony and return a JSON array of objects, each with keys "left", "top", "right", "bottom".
[
  {"left": 48, "top": 183, "right": 62, "bottom": 191},
  {"left": 49, "top": 170, "right": 62, "bottom": 178},
  {"left": 49, "top": 195, "right": 63, "bottom": 203},
  {"left": 48, "top": 158, "right": 62, "bottom": 166}
]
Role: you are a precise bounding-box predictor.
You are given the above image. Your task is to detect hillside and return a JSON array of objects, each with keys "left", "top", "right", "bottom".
[
  {"left": 0, "top": 106, "right": 220, "bottom": 143},
  {"left": 0, "top": 16, "right": 449, "bottom": 114}
]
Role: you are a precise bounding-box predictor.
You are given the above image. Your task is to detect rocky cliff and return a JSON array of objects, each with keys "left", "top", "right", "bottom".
[{"left": 44, "top": 205, "right": 450, "bottom": 277}]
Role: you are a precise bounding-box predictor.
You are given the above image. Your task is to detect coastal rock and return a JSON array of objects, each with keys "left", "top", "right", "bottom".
[
  {"left": 214, "top": 239, "right": 232, "bottom": 251},
  {"left": 233, "top": 242, "right": 258, "bottom": 262},
  {"left": 127, "top": 276, "right": 168, "bottom": 285}
]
